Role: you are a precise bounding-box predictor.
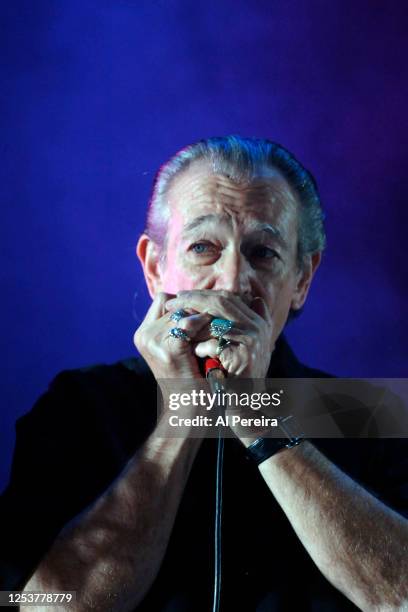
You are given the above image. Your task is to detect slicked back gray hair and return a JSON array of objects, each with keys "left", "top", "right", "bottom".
[{"left": 145, "top": 135, "right": 326, "bottom": 268}]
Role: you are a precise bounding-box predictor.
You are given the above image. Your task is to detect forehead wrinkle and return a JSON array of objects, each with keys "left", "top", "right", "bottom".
[
  {"left": 243, "top": 181, "right": 298, "bottom": 210},
  {"left": 199, "top": 168, "right": 298, "bottom": 206},
  {"left": 168, "top": 161, "right": 299, "bottom": 212},
  {"left": 207, "top": 179, "right": 298, "bottom": 221},
  {"left": 181, "top": 213, "right": 232, "bottom": 236},
  {"left": 167, "top": 164, "right": 300, "bottom": 249}
]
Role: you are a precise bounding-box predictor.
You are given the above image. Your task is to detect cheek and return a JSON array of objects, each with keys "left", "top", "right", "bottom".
[
  {"left": 162, "top": 270, "right": 196, "bottom": 293},
  {"left": 161, "top": 256, "right": 214, "bottom": 293},
  {"left": 263, "top": 275, "right": 297, "bottom": 319}
]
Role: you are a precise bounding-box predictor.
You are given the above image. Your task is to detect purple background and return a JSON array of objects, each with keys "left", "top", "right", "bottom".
[{"left": 1, "top": 0, "right": 407, "bottom": 492}]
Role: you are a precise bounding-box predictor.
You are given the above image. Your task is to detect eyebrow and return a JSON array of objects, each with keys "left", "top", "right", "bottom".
[
  {"left": 181, "top": 214, "right": 222, "bottom": 235},
  {"left": 256, "top": 223, "right": 289, "bottom": 250}
]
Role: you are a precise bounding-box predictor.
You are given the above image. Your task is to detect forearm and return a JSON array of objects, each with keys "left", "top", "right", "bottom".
[
  {"left": 258, "top": 441, "right": 408, "bottom": 611},
  {"left": 23, "top": 418, "right": 202, "bottom": 611}
]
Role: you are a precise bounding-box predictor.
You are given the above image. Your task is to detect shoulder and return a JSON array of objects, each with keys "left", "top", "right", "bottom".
[
  {"left": 48, "top": 354, "right": 154, "bottom": 400},
  {"left": 0, "top": 356, "right": 156, "bottom": 589},
  {"left": 9, "top": 354, "right": 157, "bottom": 512},
  {"left": 21, "top": 355, "right": 155, "bottom": 424},
  {"left": 14, "top": 355, "right": 157, "bottom": 474}
]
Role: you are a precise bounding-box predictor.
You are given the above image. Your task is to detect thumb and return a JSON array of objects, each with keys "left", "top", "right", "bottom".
[{"left": 145, "top": 292, "right": 175, "bottom": 322}]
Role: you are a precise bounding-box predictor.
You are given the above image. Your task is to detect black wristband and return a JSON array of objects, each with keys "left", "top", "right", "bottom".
[{"left": 246, "top": 436, "right": 304, "bottom": 466}]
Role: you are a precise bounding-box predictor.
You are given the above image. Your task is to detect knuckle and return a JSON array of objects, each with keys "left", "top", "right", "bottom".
[
  {"left": 244, "top": 334, "right": 255, "bottom": 348},
  {"left": 180, "top": 315, "right": 201, "bottom": 331},
  {"left": 160, "top": 349, "right": 172, "bottom": 366},
  {"left": 146, "top": 336, "right": 159, "bottom": 354},
  {"left": 179, "top": 318, "right": 192, "bottom": 331},
  {"left": 133, "top": 328, "right": 144, "bottom": 348},
  {"left": 180, "top": 323, "right": 193, "bottom": 334}
]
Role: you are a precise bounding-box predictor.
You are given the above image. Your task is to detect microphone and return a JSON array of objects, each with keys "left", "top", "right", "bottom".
[{"left": 204, "top": 358, "right": 227, "bottom": 393}]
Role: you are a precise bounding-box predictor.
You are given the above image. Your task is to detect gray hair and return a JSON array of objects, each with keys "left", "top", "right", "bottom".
[{"left": 145, "top": 135, "right": 326, "bottom": 268}]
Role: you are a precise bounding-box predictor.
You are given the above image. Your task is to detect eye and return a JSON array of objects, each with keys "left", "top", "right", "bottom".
[
  {"left": 251, "top": 245, "right": 280, "bottom": 260},
  {"left": 189, "top": 242, "right": 215, "bottom": 255}
]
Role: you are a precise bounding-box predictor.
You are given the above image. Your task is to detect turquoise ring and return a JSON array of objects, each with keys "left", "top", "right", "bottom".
[
  {"left": 168, "top": 327, "right": 190, "bottom": 342},
  {"left": 210, "top": 318, "right": 234, "bottom": 338},
  {"left": 169, "top": 309, "right": 188, "bottom": 323}
]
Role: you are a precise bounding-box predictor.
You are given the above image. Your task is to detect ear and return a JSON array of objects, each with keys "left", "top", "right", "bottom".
[
  {"left": 290, "top": 252, "right": 322, "bottom": 311},
  {"left": 136, "top": 233, "right": 164, "bottom": 299}
]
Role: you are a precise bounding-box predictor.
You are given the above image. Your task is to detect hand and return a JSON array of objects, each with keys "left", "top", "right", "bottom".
[
  {"left": 133, "top": 292, "right": 213, "bottom": 380},
  {"left": 165, "top": 290, "right": 275, "bottom": 378}
]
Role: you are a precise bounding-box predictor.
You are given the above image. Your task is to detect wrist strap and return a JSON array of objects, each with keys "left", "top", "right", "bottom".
[{"left": 246, "top": 436, "right": 304, "bottom": 466}]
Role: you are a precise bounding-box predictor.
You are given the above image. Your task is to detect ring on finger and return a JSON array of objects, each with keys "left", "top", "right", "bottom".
[
  {"left": 216, "top": 337, "right": 232, "bottom": 356},
  {"left": 168, "top": 327, "right": 190, "bottom": 342},
  {"left": 169, "top": 309, "right": 188, "bottom": 323},
  {"left": 210, "top": 318, "right": 234, "bottom": 338}
]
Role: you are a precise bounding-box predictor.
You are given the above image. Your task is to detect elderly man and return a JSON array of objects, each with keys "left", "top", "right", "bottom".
[{"left": 0, "top": 136, "right": 407, "bottom": 611}]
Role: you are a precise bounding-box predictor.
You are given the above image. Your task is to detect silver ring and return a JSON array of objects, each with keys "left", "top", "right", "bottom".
[
  {"left": 168, "top": 327, "right": 190, "bottom": 342},
  {"left": 169, "top": 309, "right": 188, "bottom": 323},
  {"left": 210, "top": 318, "right": 234, "bottom": 338},
  {"left": 216, "top": 337, "right": 232, "bottom": 356}
]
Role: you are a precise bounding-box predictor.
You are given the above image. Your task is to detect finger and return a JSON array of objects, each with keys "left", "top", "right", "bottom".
[
  {"left": 162, "top": 314, "right": 215, "bottom": 357},
  {"left": 176, "top": 313, "right": 214, "bottom": 340},
  {"left": 193, "top": 289, "right": 268, "bottom": 325},
  {"left": 218, "top": 343, "right": 246, "bottom": 376},
  {"left": 165, "top": 292, "right": 254, "bottom": 326},
  {"left": 194, "top": 338, "right": 249, "bottom": 376},
  {"left": 194, "top": 338, "right": 244, "bottom": 376},
  {"left": 194, "top": 338, "right": 240, "bottom": 365},
  {"left": 194, "top": 338, "right": 220, "bottom": 358},
  {"left": 176, "top": 290, "right": 263, "bottom": 322},
  {"left": 176, "top": 318, "right": 251, "bottom": 343},
  {"left": 163, "top": 330, "right": 194, "bottom": 354},
  {"left": 172, "top": 289, "right": 251, "bottom": 304},
  {"left": 145, "top": 292, "right": 176, "bottom": 323}
]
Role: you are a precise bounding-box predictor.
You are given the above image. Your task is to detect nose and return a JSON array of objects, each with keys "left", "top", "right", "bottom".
[{"left": 214, "top": 248, "right": 254, "bottom": 297}]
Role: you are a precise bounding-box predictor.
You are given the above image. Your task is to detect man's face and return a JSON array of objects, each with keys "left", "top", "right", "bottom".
[{"left": 144, "top": 160, "right": 317, "bottom": 343}]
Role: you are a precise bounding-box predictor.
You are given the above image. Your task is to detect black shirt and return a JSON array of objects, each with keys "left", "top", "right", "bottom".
[{"left": 1, "top": 337, "right": 407, "bottom": 610}]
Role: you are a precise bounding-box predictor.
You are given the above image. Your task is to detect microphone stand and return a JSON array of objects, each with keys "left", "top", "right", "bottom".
[{"left": 205, "top": 358, "right": 227, "bottom": 612}]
